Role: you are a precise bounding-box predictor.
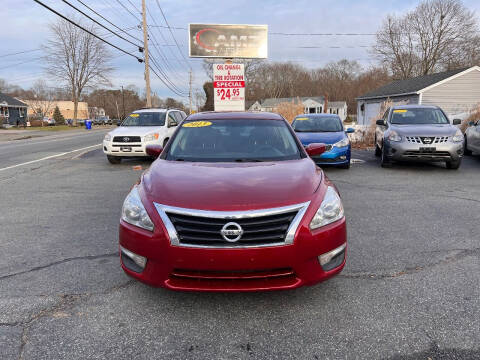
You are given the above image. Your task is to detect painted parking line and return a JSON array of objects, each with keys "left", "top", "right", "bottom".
[
  {"left": 351, "top": 158, "right": 366, "bottom": 164},
  {"left": 0, "top": 144, "right": 102, "bottom": 172}
]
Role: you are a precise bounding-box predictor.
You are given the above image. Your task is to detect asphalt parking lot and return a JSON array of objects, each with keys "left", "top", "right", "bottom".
[{"left": 1, "top": 134, "right": 479, "bottom": 359}]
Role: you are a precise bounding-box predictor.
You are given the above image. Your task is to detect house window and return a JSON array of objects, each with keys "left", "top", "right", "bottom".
[
  {"left": 19, "top": 107, "right": 26, "bottom": 117},
  {"left": 0, "top": 107, "right": 9, "bottom": 117},
  {"left": 316, "top": 106, "right": 323, "bottom": 113}
]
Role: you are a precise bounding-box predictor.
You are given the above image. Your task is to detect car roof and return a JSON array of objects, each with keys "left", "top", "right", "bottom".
[
  {"left": 187, "top": 111, "right": 284, "bottom": 121},
  {"left": 294, "top": 113, "right": 340, "bottom": 118},
  {"left": 132, "top": 108, "right": 183, "bottom": 113},
  {"left": 391, "top": 104, "right": 439, "bottom": 110}
]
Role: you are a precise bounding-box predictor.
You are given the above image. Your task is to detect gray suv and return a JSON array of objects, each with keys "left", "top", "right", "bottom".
[{"left": 375, "top": 105, "right": 464, "bottom": 169}]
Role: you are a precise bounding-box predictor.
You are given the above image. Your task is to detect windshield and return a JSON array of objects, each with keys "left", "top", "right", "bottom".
[
  {"left": 166, "top": 119, "right": 302, "bottom": 162},
  {"left": 292, "top": 115, "right": 343, "bottom": 132},
  {"left": 390, "top": 108, "right": 449, "bottom": 125},
  {"left": 121, "top": 112, "right": 166, "bottom": 126}
]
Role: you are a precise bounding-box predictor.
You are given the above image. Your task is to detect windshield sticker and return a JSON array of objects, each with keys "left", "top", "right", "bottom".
[
  {"left": 130, "top": 113, "right": 139, "bottom": 117},
  {"left": 183, "top": 121, "right": 212, "bottom": 128},
  {"left": 295, "top": 117, "right": 309, "bottom": 120},
  {"left": 393, "top": 110, "right": 407, "bottom": 113}
]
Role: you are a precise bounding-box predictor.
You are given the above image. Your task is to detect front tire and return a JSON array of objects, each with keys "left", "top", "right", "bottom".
[
  {"left": 446, "top": 158, "right": 461, "bottom": 170},
  {"left": 380, "top": 145, "right": 392, "bottom": 168},
  {"left": 464, "top": 135, "right": 472, "bottom": 156},
  {"left": 375, "top": 136, "right": 382, "bottom": 157},
  {"left": 107, "top": 155, "right": 122, "bottom": 164},
  {"left": 339, "top": 160, "right": 351, "bottom": 169},
  {"left": 163, "top": 138, "right": 169, "bottom": 147}
]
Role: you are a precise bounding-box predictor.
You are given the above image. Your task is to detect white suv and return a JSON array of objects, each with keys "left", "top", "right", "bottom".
[{"left": 103, "top": 108, "right": 186, "bottom": 164}]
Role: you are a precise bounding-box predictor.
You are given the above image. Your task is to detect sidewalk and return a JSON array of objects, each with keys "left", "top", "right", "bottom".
[{"left": 0, "top": 126, "right": 112, "bottom": 142}]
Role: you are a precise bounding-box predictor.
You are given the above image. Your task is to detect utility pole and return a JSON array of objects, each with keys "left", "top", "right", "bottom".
[
  {"left": 141, "top": 0, "right": 151, "bottom": 108},
  {"left": 121, "top": 85, "right": 125, "bottom": 119},
  {"left": 189, "top": 70, "right": 193, "bottom": 114}
]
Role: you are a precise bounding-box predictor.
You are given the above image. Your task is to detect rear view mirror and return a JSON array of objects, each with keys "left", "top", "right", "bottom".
[
  {"left": 305, "top": 143, "right": 326, "bottom": 157},
  {"left": 146, "top": 145, "right": 163, "bottom": 159},
  {"left": 452, "top": 119, "right": 462, "bottom": 125},
  {"left": 376, "top": 119, "right": 386, "bottom": 126},
  {"left": 346, "top": 127, "right": 355, "bottom": 133}
]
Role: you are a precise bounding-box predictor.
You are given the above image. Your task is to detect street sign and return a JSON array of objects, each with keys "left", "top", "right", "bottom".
[
  {"left": 213, "top": 63, "right": 245, "bottom": 111},
  {"left": 189, "top": 24, "right": 268, "bottom": 58}
]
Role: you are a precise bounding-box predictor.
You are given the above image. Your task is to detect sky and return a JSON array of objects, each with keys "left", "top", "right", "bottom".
[{"left": 2, "top": 0, "right": 480, "bottom": 104}]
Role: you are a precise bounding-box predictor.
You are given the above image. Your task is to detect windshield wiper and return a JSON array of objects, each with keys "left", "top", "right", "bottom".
[{"left": 234, "top": 158, "right": 265, "bottom": 162}]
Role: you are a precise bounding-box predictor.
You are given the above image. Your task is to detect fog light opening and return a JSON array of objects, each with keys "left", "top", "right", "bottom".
[
  {"left": 339, "top": 155, "right": 346, "bottom": 160},
  {"left": 120, "top": 246, "right": 147, "bottom": 273},
  {"left": 318, "top": 243, "right": 346, "bottom": 271}
]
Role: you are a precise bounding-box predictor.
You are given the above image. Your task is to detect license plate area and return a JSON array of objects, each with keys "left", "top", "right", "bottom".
[
  {"left": 419, "top": 147, "right": 436, "bottom": 152},
  {"left": 120, "top": 146, "right": 132, "bottom": 152}
]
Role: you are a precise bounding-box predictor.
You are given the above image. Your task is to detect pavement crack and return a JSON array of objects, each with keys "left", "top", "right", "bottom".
[
  {"left": 340, "top": 247, "right": 480, "bottom": 280},
  {"left": 0, "top": 252, "right": 117, "bottom": 281}
]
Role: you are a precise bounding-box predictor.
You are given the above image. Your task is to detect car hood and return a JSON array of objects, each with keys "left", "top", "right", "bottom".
[
  {"left": 108, "top": 126, "right": 163, "bottom": 137},
  {"left": 141, "top": 158, "right": 322, "bottom": 211},
  {"left": 390, "top": 124, "right": 457, "bottom": 136},
  {"left": 295, "top": 131, "right": 345, "bottom": 145}
]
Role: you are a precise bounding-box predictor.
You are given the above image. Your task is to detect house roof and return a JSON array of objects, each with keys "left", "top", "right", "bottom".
[
  {"left": 0, "top": 92, "right": 27, "bottom": 107},
  {"left": 357, "top": 67, "right": 470, "bottom": 100},
  {"left": 260, "top": 96, "right": 325, "bottom": 108}
]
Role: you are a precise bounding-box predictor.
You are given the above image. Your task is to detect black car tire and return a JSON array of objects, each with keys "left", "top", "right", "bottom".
[
  {"left": 163, "top": 138, "right": 169, "bottom": 147},
  {"left": 464, "top": 135, "right": 472, "bottom": 156},
  {"left": 107, "top": 155, "right": 122, "bottom": 164},
  {"left": 380, "top": 145, "right": 392, "bottom": 168},
  {"left": 446, "top": 158, "right": 461, "bottom": 170},
  {"left": 374, "top": 135, "right": 382, "bottom": 157},
  {"left": 340, "top": 161, "right": 351, "bottom": 169}
]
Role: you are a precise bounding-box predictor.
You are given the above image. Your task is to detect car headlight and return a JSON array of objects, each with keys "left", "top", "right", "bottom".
[
  {"left": 144, "top": 133, "right": 159, "bottom": 142},
  {"left": 333, "top": 137, "right": 349, "bottom": 148},
  {"left": 104, "top": 133, "right": 112, "bottom": 141},
  {"left": 452, "top": 130, "right": 463, "bottom": 143},
  {"left": 121, "top": 187, "right": 154, "bottom": 231},
  {"left": 387, "top": 131, "right": 402, "bottom": 142},
  {"left": 310, "top": 186, "right": 344, "bottom": 230}
]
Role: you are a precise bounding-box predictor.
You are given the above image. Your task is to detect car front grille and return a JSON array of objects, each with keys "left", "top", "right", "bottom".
[
  {"left": 405, "top": 136, "right": 449, "bottom": 144},
  {"left": 113, "top": 136, "right": 141, "bottom": 143},
  {"left": 403, "top": 150, "right": 451, "bottom": 158},
  {"left": 154, "top": 202, "right": 310, "bottom": 248}
]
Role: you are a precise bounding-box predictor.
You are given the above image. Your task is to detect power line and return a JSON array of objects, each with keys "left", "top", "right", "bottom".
[
  {"left": 154, "top": 0, "right": 191, "bottom": 69},
  {"left": 149, "top": 56, "right": 188, "bottom": 95},
  {"left": 0, "top": 57, "right": 43, "bottom": 71},
  {"left": 61, "top": 0, "right": 142, "bottom": 49},
  {"left": 149, "top": 63, "right": 187, "bottom": 97},
  {"left": 113, "top": 0, "right": 141, "bottom": 22},
  {"left": 0, "top": 48, "right": 42, "bottom": 58},
  {"left": 33, "top": 0, "right": 144, "bottom": 62},
  {"left": 74, "top": 0, "right": 143, "bottom": 43}
]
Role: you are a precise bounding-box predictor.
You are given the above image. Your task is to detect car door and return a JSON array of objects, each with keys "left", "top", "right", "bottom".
[
  {"left": 376, "top": 109, "right": 390, "bottom": 148},
  {"left": 468, "top": 121, "right": 480, "bottom": 152}
]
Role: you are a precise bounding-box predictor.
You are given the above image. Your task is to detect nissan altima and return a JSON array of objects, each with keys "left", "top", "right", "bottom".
[{"left": 119, "top": 111, "right": 347, "bottom": 291}]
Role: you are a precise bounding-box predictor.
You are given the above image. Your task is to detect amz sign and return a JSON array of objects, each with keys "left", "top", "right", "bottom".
[{"left": 213, "top": 63, "right": 245, "bottom": 111}]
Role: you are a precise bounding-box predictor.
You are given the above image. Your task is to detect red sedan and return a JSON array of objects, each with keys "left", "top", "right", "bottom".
[{"left": 119, "top": 112, "right": 347, "bottom": 291}]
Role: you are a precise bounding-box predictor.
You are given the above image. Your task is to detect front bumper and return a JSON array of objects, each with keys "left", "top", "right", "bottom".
[
  {"left": 311, "top": 146, "right": 351, "bottom": 166},
  {"left": 119, "top": 216, "right": 347, "bottom": 292},
  {"left": 103, "top": 140, "right": 149, "bottom": 157},
  {"left": 385, "top": 140, "right": 463, "bottom": 162}
]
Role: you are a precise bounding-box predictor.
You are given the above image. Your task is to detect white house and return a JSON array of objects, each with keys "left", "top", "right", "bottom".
[
  {"left": 356, "top": 66, "right": 480, "bottom": 125},
  {"left": 249, "top": 96, "right": 348, "bottom": 121}
]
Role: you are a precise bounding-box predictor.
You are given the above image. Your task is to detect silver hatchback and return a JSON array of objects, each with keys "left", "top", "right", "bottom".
[{"left": 375, "top": 105, "right": 464, "bottom": 169}]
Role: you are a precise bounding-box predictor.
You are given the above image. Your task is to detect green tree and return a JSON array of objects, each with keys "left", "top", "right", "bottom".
[{"left": 52, "top": 106, "right": 64, "bottom": 125}]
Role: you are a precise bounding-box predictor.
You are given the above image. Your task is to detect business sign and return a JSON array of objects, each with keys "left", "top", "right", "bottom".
[
  {"left": 189, "top": 24, "right": 268, "bottom": 58},
  {"left": 213, "top": 63, "right": 245, "bottom": 111}
]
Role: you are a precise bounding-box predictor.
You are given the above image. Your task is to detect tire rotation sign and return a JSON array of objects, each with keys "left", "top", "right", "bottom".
[{"left": 213, "top": 63, "right": 245, "bottom": 111}]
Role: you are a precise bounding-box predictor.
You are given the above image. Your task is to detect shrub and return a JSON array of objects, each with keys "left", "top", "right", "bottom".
[{"left": 274, "top": 99, "right": 304, "bottom": 123}]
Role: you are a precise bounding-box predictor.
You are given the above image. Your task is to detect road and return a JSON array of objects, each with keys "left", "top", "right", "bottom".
[{"left": 1, "top": 134, "right": 479, "bottom": 359}]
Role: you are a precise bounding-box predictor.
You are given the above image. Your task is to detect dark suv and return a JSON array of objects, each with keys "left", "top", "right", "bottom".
[{"left": 375, "top": 105, "right": 464, "bottom": 169}]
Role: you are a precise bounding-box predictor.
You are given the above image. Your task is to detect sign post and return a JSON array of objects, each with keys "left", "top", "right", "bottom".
[{"left": 213, "top": 63, "right": 245, "bottom": 111}]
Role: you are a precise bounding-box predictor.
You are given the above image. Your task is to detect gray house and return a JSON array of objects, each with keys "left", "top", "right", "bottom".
[
  {"left": 249, "top": 96, "right": 348, "bottom": 120},
  {"left": 356, "top": 66, "right": 480, "bottom": 125},
  {"left": 0, "top": 92, "right": 28, "bottom": 126}
]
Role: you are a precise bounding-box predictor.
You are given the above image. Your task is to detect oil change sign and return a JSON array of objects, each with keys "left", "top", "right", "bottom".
[{"left": 213, "top": 63, "right": 245, "bottom": 111}]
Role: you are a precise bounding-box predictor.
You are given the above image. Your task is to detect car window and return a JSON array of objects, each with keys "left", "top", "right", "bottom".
[
  {"left": 292, "top": 115, "right": 343, "bottom": 132},
  {"left": 166, "top": 119, "right": 302, "bottom": 162},
  {"left": 390, "top": 108, "right": 449, "bottom": 125},
  {"left": 121, "top": 112, "right": 166, "bottom": 126},
  {"left": 168, "top": 112, "right": 178, "bottom": 126},
  {"left": 173, "top": 112, "right": 183, "bottom": 123}
]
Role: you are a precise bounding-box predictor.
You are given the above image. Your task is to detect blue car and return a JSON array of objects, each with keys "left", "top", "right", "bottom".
[{"left": 292, "top": 114, "right": 354, "bottom": 169}]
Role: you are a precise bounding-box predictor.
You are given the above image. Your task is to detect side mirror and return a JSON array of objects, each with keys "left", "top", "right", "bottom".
[
  {"left": 145, "top": 144, "right": 163, "bottom": 159},
  {"left": 346, "top": 127, "right": 355, "bottom": 133},
  {"left": 468, "top": 121, "right": 475, "bottom": 126},
  {"left": 305, "top": 143, "right": 326, "bottom": 157},
  {"left": 117, "top": 121, "right": 121, "bottom": 126},
  {"left": 168, "top": 119, "right": 178, "bottom": 128},
  {"left": 376, "top": 119, "right": 386, "bottom": 126},
  {"left": 452, "top": 119, "right": 461, "bottom": 125}
]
